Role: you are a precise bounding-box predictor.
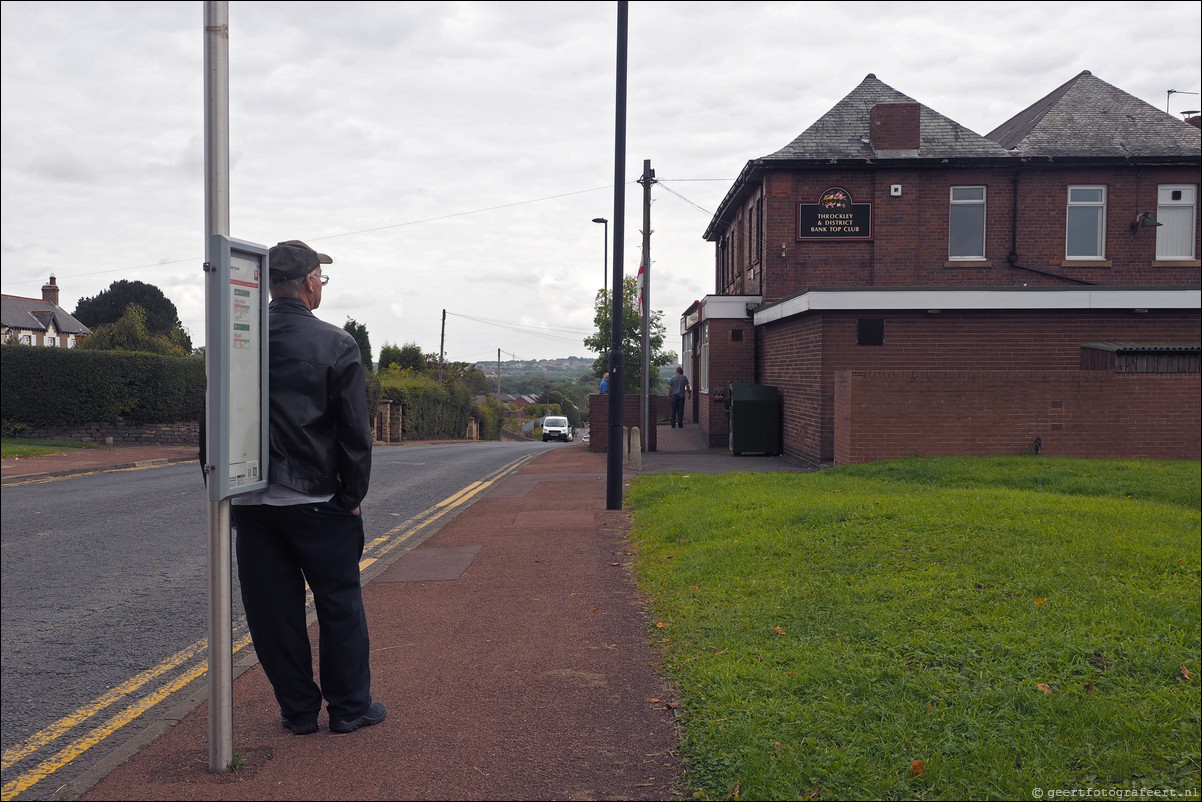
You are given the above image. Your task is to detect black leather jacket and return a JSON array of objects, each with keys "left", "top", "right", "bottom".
[{"left": 266, "top": 297, "right": 372, "bottom": 510}]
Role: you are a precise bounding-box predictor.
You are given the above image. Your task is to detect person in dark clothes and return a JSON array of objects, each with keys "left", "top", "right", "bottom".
[
  {"left": 668, "top": 366, "right": 690, "bottom": 428},
  {"left": 231, "top": 240, "right": 385, "bottom": 735}
]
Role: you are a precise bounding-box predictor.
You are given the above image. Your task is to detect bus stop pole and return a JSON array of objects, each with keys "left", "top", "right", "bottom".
[{"left": 203, "top": 0, "right": 233, "bottom": 774}]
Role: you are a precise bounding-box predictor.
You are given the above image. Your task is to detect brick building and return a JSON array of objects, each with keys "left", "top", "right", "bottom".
[{"left": 682, "top": 71, "right": 1200, "bottom": 465}]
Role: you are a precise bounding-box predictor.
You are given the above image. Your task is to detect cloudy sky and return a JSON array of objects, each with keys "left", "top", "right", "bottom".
[{"left": 3, "top": 1, "right": 1200, "bottom": 366}]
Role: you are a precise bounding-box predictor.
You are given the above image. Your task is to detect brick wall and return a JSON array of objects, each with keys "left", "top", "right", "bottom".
[
  {"left": 588, "top": 394, "right": 660, "bottom": 452},
  {"left": 835, "top": 371, "right": 1201, "bottom": 463},
  {"left": 698, "top": 318, "right": 757, "bottom": 447},
  {"left": 752, "top": 165, "right": 1202, "bottom": 304},
  {"left": 20, "top": 420, "right": 200, "bottom": 446},
  {"left": 758, "top": 309, "right": 1201, "bottom": 465}
]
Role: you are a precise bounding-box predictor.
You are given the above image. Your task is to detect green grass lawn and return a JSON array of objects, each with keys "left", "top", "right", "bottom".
[
  {"left": 0, "top": 437, "right": 108, "bottom": 460},
  {"left": 625, "top": 457, "right": 1201, "bottom": 801}
]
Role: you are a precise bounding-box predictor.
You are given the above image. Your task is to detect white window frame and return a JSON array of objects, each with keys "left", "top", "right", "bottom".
[
  {"left": 949, "top": 186, "right": 986, "bottom": 260},
  {"left": 1066, "top": 185, "right": 1107, "bottom": 259},
  {"left": 1156, "top": 184, "right": 1197, "bottom": 261},
  {"left": 699, "top": 325, "right": 710, "bottom": 393}
]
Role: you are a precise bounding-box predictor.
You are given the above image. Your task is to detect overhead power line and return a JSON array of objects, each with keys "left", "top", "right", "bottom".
[
  {"left": 654, "top": 179, "right": 730, "bottom": 217},
  {"left": 445, "top": 311, "right": 591, "bottom": 344}
]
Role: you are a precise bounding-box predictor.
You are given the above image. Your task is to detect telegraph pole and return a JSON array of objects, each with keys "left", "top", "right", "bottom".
[
  {"left": 439, "top": 309, "right": 446, "bottom": 381},
  {"left": 638, "top": 159, "right": 654, "bottom": 450}
]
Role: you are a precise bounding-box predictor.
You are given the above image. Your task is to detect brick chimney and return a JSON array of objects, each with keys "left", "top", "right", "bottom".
[
  {"left": 41, "top": 274, "right": 60, "bottom": 307},
  {"left": 870, "top": 103, "right": 921, "bottom": 153}
]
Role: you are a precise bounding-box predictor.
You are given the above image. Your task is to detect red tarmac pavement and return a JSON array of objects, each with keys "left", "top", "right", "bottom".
[{"left": 2, "top": 425, "right": 804, "bottom": 801}]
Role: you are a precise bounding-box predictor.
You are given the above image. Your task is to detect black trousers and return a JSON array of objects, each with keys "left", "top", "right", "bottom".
[
  {"left": 670, "top": 394, "right": 686, "bottom": 427},
  {"left": 232, "top": 502, "right": 372, "bottom": 723}
]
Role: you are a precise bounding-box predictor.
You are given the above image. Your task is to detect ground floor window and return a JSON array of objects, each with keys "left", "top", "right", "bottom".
[{"left": 857, "top": 318, "right": 885, "bottom": 346}]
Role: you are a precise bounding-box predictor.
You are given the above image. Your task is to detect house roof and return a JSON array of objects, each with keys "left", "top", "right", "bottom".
[
  {"left": 705, "top": 72, "right": 1202, "bottom": 241},
  {"left": 1, "top": 294, "right": 91, "bottom": 336},
  {"left": 762, "top": 73, "right": 1010, "bottom": 163},
  {"left": 986, "top": 71, "right": 1202, "bottom": 158}
]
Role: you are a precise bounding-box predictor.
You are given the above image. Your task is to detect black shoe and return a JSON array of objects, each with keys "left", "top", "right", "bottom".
[
  {"left": 329, "top": 701, "right": 386, "bottom": 734},
  {"left": 281, "top": 716, "right": 318, "bottom": 735}
]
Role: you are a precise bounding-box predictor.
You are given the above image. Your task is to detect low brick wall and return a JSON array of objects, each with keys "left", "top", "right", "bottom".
[
  {"left": 17, "top": 420, "right": 200, "bottom": 446},
  {"left": 834, "top": 371, "right": 1201, "bottom": 464},
  {"left": 588, "top": 394, "right": 660, "bottom": 453}
]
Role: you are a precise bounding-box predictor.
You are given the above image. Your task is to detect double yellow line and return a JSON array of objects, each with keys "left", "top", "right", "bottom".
[{"left": 1, "top": 452, "right": 537, "bottom": 801}]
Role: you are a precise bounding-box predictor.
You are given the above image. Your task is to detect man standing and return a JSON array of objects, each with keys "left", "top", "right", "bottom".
[
  {"left": 231, "top": 240, "right": 385, "bottom": 735},
  {"left": 668, "top": 366, "right": 690, "bottom": 428}
]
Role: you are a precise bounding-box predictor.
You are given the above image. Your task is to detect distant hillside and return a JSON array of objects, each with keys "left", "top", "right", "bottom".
[{"left": 474, "top": 356, "right": 594, "bottom": 381}]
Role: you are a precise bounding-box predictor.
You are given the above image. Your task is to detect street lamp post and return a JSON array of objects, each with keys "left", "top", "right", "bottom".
[{"left": 592, "top": 217, "right": 608, "bottom": 297}]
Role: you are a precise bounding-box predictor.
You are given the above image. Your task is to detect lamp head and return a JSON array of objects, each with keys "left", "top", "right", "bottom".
[{"left": 1131, "top": 212, "right": 1163, "bottom": 232}]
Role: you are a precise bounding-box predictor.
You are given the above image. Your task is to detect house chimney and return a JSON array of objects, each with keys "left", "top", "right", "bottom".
[
  {"left": 41, "top": 274, "right": 60, "bottom": 307},
  {"left": 870, "top": 103, "right": 921, "bottom": 153}
]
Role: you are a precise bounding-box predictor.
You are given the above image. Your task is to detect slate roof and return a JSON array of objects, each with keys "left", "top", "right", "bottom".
[
  {"left": 706, "top": 71, "right": 1202, "bottom": 240},
  {"left": 987, "top": 70, "right": 1202, "bottom": 158},
  {"left": 762, "top": 73, "right": 1011, "bottom": 162},
  {"left": 1, "top": 294, "right": 91, "bottom": 337}
]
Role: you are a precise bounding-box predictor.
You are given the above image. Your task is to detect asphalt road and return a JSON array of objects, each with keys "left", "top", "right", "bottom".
[{"left": 0, "top": 440, "right": 554, "bottom": 801}]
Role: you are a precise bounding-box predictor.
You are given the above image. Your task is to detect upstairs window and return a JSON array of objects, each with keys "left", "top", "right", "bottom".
[
  {"left": 949, "top": 186, "right": 986, "bottom": 259},
  {"left": 1066, "top": 186, "right": 1106, "bottom": 259},
  {"left": 1156, "top": 185, "right": 1197, "bottom": 260}
]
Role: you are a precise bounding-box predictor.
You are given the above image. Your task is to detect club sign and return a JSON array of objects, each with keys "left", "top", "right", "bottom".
[{"left": 798, "top": 187, "right": 872, "bottom": 240}]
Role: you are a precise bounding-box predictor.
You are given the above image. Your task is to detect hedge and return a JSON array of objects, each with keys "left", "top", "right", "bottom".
[
  {"left": 378, "top": 373, "right": 472, "bottom": 440},
  {"left": 1, "top": 346, "right": 205, "bottom": 427}
]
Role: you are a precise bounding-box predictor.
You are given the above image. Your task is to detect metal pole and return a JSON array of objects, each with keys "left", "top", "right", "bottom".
[
  {"left": 203, "top": 0, "right": 233, "bottom": 774},
  {"left": 606, "top": 1, "right": 628, "bottom": 510},
  {"left": 603, "top": 220, "right": 608, "bottom": 298},
  {"left": 639, "top": 159, "right": 651, "bottom": 450},
  {"left": 592, "top": 217, "right": 608, "bottom": 299}
]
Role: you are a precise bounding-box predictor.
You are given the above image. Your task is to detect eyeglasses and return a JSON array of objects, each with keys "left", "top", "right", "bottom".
[{"left": 310, "top": 272, "right": 329, "bottom": 286}]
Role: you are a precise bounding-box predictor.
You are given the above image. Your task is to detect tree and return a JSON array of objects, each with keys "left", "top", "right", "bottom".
[
  {"left": 344, "top": 318, "right": 372, "bottom": 370},
  {"left": 378, "top": 342, "right": 404, "bottom": 373},
  {"left": 583, "top": 276, "right": 676, "bottom": 394},
  {"left": 396, "top": 342, "right": 427, "bottom": 373},
  {"left": 74, "top": 280, "right": 182, "bottom": 337},
  {"left": 76, "top": 303, "right": 190, "bottom": 357}
]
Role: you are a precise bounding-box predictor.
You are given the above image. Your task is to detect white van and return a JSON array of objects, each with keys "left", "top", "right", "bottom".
[{"left": 541, "top": 416, "right": 572, "bottom": 442}]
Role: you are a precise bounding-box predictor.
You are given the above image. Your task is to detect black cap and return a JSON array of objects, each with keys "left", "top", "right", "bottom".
[{"left": 269, "top": 240, "right": 332, "bottom": 282}]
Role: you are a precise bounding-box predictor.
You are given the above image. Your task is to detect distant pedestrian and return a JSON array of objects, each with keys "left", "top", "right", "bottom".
[
  {"left": 599, "top": 372, "right": 610, "bottom": 393},
  {"left": 668, "top": 366, "right": 690, "bottom": 428},
  {"left": 231, "top": 239, "right": 385, "bottom": 736}
]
